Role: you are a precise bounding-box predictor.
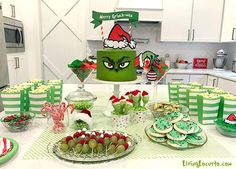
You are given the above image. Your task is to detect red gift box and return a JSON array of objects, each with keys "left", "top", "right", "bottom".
[{"left": 193, "top": 58, "right": 208, "bottom": 69}]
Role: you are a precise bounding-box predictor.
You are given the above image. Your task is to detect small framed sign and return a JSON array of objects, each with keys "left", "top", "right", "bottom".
[{"left": 193, "top": 58, "right": 208, "bottom": 69}]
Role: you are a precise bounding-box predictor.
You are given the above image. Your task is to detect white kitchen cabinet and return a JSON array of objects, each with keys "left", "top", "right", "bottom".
[
  {"left": 161, "top": 0, "right": 224, "bottom": 42},
  {"left": 165, "top": 74, "right": 189, "bottom": 84},
  {"left": 207, "top": 75, "right": 218, "bottom": 87},
  {"left": 218, "top": 78, "right": 236, "bottom": 95},
  {"left": 189, "top": 75, "right": 207, "bottom": 85},
  {"left": 161, "top": 0, "right": 193, "bottom": 42},
  {"left": 221, "top": 0, "right": 236, "bottom": 42},
  {"left": 87, "top": 0, "right": 117, "bottom": 40},
  {"left": 191, "top": 0, "right": 224, "bottom": 42},
  {"left": 7, "top": 54, "right": 28, "bottom": 86},
  {"left": 0, "top": 0, "right": 19, "bottom": 19}
]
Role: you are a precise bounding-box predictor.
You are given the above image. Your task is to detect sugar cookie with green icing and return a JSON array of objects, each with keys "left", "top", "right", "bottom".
[
  {"left": 165, "top": 111, "right": 183, "bottom": 123},
  {"left": 147, "top": 125, "right": 166, "bottom": 138},
  {"left": 186, "top": 133, "right": 207, "bottom": 146},
  {"left": 166, "top": 139, "right": 188, "bottom": 149},
  {"left": 187, "top": 121, "right": 200, "bottom": 134},
  {"left": 147, "top": 134, "right": 167, "bottom": 143},
  {"left": 182, "top": 114, "right": 191, "bottom": 121},
  {"left": 166, "top": 129, "right": 187, "bottom": 141},
  {"left": 153, "top": 118, "right": 173, "bottom": 134},
  {"left": 174, "top": 121, "right": 195, "bottom": 134}
]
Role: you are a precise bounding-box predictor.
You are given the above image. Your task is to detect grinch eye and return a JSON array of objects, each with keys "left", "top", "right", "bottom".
[
  {"left": 103, "top": 61, "right": 114, "bottom": 69},
  {"left": 119, "top": 61, "right": 130, "bottom": 69}
]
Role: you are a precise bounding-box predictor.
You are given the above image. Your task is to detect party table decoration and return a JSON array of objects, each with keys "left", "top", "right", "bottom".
[
  {"left": 0, "top": 87, "right": 25, "bottom": 114},
  {"left": 109, "top": 95, "right": 133, "bottom": 129},
  {"left": 68, "top": 59, "right": 96, "bottom": 88},
  {"left": 187, "top": 88, "right": 207, "bottom": 116},
  {"left": 218, "top": 94, "right": 236, "bottom": 119},
  {"left": 47, "top": 80, "right": 63, "bottom": 105},
  {"left": 51, "top": 129, "right": 137, "bottom": 163},
  {"left": 215, "top": 113, "right": 236, "bottom": 137},
  {"left": 0, "top": 137, "right": 19, "bottom": 165},
  {"left": 1, "top": 112, "right": 35, "bottom": 132},
  {"left": 177, "top": 85, "right": 194, "bottom": 107},
  {"left": 197, "top": 93, "right": 221, "bottom": 125},
  {"left": 145, "top": 111, "right": 207, "bottom": 150},
  {"left": 29, "top": 85, "right": 55, "bottom": 116},
  {"left": 136, "top": 51, "right": 168, "bottom": 82},
  {"left": 168, "top": 81, "right": 183, "bottom": 103},
  {"left": 41, "top": 102, "right": 74, "bottom": 133},
  {"left": 127, "top": 90, "right": 149, "bottom": 123}
]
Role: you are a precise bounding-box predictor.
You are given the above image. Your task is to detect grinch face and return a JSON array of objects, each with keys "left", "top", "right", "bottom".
[
  {"left": 97, "top": 50, "right": 137, "bottom": 82},
  {"left": 102, "top": 56, "right": 131, "bottom": 72},
  {"left": 142, "top": 51, "right": 160, "bottom": 67}
]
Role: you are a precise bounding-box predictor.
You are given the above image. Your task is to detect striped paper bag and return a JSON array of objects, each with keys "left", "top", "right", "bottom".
[
  {"left": 168, "top": 82, "right": 183, "bottom": 103},
  {"left": 29, "top": 85, "right": 54, "bottom": 115},
  {"left": 202, "top": 86, "right": 216, "bottom": 93},
  {"left": 28, "top": 79, "right": 44, "bottom": 87},
  {"left": 197, "top": 94, "right": 221, "bottom": 125},
  {"left": 187, "top": 88, "right": 207, "bottom": 116},
  {"left": 177, "top": 85, "right": 193, "bottom": 106},
  {"left": 218, "top": 94, "right": 236, "bottom": 119},
  {"left": 209, "top": 89, "right": 228, "bottom": 95},
  {"left": 48, "top": 80, "right": 63, "bottom": 105},
  {"left": 0, "top": 88, "right": 25, "bottom": 114},
  {"left": 188, "top": 82, "right": 203, "bottom": 88}
]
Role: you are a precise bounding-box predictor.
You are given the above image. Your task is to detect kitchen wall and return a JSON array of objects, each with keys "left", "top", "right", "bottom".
[
  {"left": 87, "top": 22, "right": 227, "bottom": 69},
  {"left": 16, "top": 0, "right": 42, "bottom": 79}
]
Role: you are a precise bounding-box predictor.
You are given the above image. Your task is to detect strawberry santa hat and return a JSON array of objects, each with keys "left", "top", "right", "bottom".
[
  {"left": 104, "top": 24, "right": 136, "bottom": 49},
  {"left": 75, "top": 109, "right": 93, "bottom": 128},
  {"left": 224, "top": 113, "right": 236, "bottom": 124}
]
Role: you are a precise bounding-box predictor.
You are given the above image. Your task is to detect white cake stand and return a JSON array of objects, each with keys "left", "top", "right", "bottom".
[{"left": 92, "top": 76, "right": 144, "bottom": 97}]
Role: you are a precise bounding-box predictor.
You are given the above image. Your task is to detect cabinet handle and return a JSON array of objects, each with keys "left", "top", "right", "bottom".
[
  {"left": 232, "top": 28, "right": 236, "bottom": 40},
  {"left": 14, "top": 57, "right": 18, "bottom": 69},
  {"left": 17, "top": 57, "right": 20, "bottom": 68},
  {"left": 10, "top": 4, "right": 15, "bottom": 18},
  {"left": 171, "top": 79, "right": 184, "bottom": 81},
  {"left": 187, "top": 29, "right": 190, "bottom": 41},
  {"left": 213, "top": 79, "right": 216, "bottom": 87},
  {"left": 192, "top": 29, "right": 195, "bottom": 41}
]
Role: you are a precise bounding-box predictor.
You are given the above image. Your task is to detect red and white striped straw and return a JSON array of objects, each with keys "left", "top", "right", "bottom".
[
  {"left": 101, "top": 25, "right": 104, "bottom": 46},
  {"left": 128, "top": 24, "right": 132, "bottom": 37}
]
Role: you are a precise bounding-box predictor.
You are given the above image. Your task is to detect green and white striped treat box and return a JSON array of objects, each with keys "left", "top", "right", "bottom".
[
  {"left": 202, "top": 86, "right": 217, "bottom": 93},
  {"left": 0, "top": 88, "right": 25, "bottom": 114},
  {"left": 209, "top": 88, "right": 228, "bottom": 95},
  {"left": 14, "top": 83, "right": 36, "bottom": 111},
  {"left": 188, "top": 82, "right": 203, "bottom": 88},
  {"left": 47, "top": 80, "right": 63, "bottom": 105},
  {"left": 29, "top": 85, "right": 55, "bottom": 115},
  {"left": 177, "top": 84, "right": 194, "bottom": 107},
  {"left": 197, "top": 94, "right": 221, "bottom": 125},
  {"left": 218, "top": 94, "right": 236, "bottom": 119},
  {"left": 168, "top": 81, "right": 183, "bottom": 103},
  {"left": 187, "top": 88, "right": 207, "bottom": 116},
  {"left": 28, "top": 79, "right": 44, "bottom": 87}
]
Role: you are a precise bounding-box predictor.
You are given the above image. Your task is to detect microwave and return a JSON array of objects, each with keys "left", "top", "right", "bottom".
[{"left": 3, "top": 17, "right": 25, "bottom": 53}]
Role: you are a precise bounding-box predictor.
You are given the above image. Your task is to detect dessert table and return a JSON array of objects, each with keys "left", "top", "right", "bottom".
[{"left": 0, "top": 84, "right": 236, "bottom": 169}]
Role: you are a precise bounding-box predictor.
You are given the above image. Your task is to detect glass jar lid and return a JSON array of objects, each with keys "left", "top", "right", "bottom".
[{"left": 65, "top": 88, "right": 97, "bottom": 102}]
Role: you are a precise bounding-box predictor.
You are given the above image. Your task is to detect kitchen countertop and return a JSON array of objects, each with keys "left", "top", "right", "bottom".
[
  {"left": 0, "top": 84, "right": 235, "bottom": 169},
  {"left": 168, "top": 69, "right": 236, "bottom": 82}
]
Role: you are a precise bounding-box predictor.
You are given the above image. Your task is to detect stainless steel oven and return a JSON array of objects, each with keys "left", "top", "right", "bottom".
[{"left": 3, "top": 16, "right": 25, "bottom": 53}]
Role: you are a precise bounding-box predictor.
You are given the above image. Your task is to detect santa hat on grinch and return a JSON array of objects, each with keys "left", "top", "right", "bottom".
[
  {"left": 75, "top": 109, "right": 93, "bottom": 128},
  {"left": 104, "top": 24, "right": 136, "bottom": 49}
]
